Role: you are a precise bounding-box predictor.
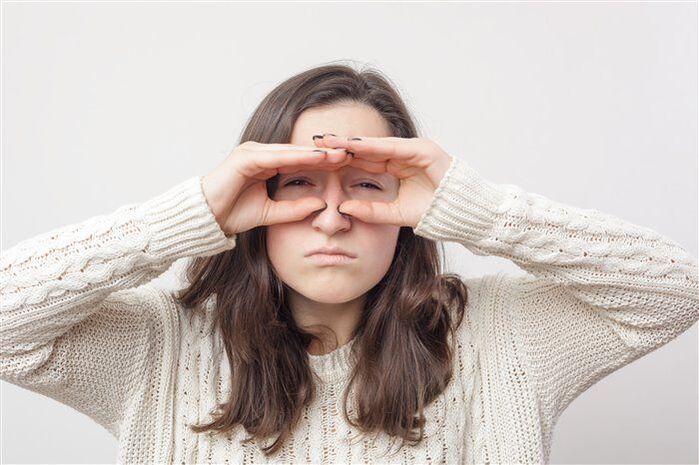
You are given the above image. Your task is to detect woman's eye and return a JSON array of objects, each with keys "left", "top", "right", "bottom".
[
  {"left": 357, "top": 182, "right": 382, "bottom": 190},
  {"left": 284, "top": 179, "right": 310, "bottom": 187},
  {"left": 283, "top": 180, "right": 381, "bottom": 190}
]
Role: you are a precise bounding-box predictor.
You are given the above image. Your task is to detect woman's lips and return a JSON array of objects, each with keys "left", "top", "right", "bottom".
[{"left": 306, "top": 253, "right": 357, "bottom": 265}]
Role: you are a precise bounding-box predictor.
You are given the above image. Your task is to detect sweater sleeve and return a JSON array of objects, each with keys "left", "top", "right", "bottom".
[
  {"left": 0, "top": 175, "right": 237, "bottom": 437},
  {"left": 413, "top": 155, "right": 699, "bottom": 425}
]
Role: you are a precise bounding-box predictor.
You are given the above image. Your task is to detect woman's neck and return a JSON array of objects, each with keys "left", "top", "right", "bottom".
[{"left": 288, "top": 291, "right": 365, "bottom": 355}]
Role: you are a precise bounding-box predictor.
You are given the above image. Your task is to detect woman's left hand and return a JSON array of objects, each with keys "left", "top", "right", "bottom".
[{"left": 312, "top": 133, "right": 453, "bottom": 228}]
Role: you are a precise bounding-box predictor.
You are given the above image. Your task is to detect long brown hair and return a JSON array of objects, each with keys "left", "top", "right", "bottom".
[{"left": 173, "top": 61, "right": 469, "bottom": 457}]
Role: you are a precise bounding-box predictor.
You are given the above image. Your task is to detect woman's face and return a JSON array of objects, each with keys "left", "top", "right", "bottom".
[{"left": 266, "top": 103, "right": 401, "bottom": 304}]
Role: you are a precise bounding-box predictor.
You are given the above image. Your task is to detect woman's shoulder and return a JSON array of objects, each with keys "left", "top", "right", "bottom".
[
  {"left": 454, "top": 271, "right": 530, "bottom": 343},
  {"left": 460, "top": 271, "right": 538, "bottom": 305},
  {"left": 459, "top": 271, "right": 513, "bottom": 309}
]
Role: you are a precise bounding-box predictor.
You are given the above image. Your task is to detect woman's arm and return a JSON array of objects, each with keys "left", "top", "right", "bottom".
[
  {"left": 0, "top": 175, "right": 237, "bottom": 437},
  {"left": 413, "top": 155, "right": 698, "bottom": 427}
]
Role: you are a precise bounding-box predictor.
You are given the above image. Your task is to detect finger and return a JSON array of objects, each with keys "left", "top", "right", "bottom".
[
  {"left": 249, "top": 147, "right": 348, "bottom": 173},
  {"left": 319, "top": 134, "right": 420, "bottom": 163},
  {"left": 275, "top": 153, "right": 354, "bottom": 174},
  {"left": 337, "top": 199, "right": 406, "bottom": 226},
  {"left": 311, "top": 134, "right": 331, "bottom": 148},
  {"left": 248, "top": 142, "right": 352, "bottom": 164},
  {"left": 262, "top": 197, "right": 327, "bottom": 225},
  {"left": 314, "top": 135, "right": 358, "bottom": 161},
  {"left": 252, "top": 142, "right": 333, "bottom": 152},
  {"left": 292, "top": 157, "right": 386, "bottom": 174},
  {"left": 343, "top": 156, "right": 388, "bottom": 174},
  {"left": 274, "top": 154, "right": 381, "bottom": 175},
  {"left": 310, "top": 136, "right": 387, "bottom": 173}
]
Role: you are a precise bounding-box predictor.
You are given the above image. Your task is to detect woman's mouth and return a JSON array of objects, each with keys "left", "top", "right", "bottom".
[{"left": 306, "top": 253, "right": 357, "bottom": 265}]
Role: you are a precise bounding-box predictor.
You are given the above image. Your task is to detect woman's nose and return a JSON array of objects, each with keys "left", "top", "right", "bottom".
[{"left": 310, "top": 187, "right": 352, "bottom": 232}]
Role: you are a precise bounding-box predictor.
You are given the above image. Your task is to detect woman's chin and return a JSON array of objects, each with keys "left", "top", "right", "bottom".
[
  {"left": 299, "top": 289, "right": 358, "bottom": 304},
  {"left": 290, "top": 280, "right": 363, "bottom": 304}
]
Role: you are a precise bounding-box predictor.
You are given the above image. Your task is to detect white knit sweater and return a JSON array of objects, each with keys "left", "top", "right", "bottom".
[{"left": 1, "top": 155, "right": 697, "bottom": 465}]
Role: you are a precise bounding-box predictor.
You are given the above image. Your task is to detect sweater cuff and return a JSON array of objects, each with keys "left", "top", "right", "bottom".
[
  {"left": 135, "top": 175, "right": 237, "bottom": 261},
  {"left": 413, "top": 155, "right": 508, "bottom": 245}
]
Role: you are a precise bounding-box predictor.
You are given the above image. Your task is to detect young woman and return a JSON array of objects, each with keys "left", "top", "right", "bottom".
[{"left": 1, "top": 64, "right": 697, "bottom": 464}]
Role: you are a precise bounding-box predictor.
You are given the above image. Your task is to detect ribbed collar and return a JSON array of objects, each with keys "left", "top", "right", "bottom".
[{"left": 307, "top": 335, "right": 357, "bottom": 384}]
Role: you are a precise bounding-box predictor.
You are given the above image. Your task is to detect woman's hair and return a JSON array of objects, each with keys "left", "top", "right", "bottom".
[{"left": 173, "top": 61, "right": 469, "bottom": 457}]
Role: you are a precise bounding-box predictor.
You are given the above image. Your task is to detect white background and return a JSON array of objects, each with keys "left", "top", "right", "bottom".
[{"left": 2, "top": 2, "right": 697, "bottom": 464}]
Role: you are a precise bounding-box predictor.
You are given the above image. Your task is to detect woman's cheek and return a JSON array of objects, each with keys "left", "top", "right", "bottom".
[
  {"left": 362, "top": 225, "right": 401, "bottom": 271},
  {"left": 266, "top": 224, "right": 297, "bottom": 270}
]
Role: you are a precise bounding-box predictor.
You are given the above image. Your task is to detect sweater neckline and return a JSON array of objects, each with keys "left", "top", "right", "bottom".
[
  {"left": 204, "top": 294, "right": 358, "bottom": 384},
  {"left": 307, "top": 335, "right": 357, "bottom": 384}
]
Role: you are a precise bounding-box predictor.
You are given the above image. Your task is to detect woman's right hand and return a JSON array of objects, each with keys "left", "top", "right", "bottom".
[{"left": 201, "top": 141, "right": 351, "bottom": 236}]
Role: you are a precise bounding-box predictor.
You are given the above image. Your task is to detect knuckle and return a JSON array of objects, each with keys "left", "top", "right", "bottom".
[{"left": 260, "top": 205, "right": 271, "bottom": 226}]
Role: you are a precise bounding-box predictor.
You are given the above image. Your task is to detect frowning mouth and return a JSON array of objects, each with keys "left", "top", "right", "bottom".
[
  {"left": 304, "top": 246, "right": 357, "bottom": 258},
  {"left": 306, "top": 253, "right": 357, "bottom": 265}
]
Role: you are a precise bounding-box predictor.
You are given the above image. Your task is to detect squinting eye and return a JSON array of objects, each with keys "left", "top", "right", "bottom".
[
  {"left": 283, "top": 179, "right": 382, "bottom": 190},
  {"left": 357, "top": 182, "right": 382, "bottom": 190},
  {"left": 284, "top": 179, "right": 310, "bottom": 187}
]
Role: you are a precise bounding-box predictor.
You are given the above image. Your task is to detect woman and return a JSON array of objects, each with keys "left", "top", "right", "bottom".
[{"left": 1, "top": 63, "right": 697, "bottom": 464}]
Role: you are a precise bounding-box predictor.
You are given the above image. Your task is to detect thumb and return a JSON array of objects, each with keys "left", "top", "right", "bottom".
[
  {"left": 263, "top": 197, "right": 327, "bottom": 225},
  {"left": 338, "top": 200, "right": 404, "bottom": 226}
]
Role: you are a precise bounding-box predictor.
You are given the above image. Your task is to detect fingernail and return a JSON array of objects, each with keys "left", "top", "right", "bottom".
[
  {"left": 312, "top": 134, "right": 324, "bottom": 140},
  {"left": 324, "top": 133, "right": 337, "bottom": 137},
  {"left": 349, "top": 137, "right": 362, "bottom": 141},
  {"left": 313, "top": 149, "right": 327, "bottom": 153}
]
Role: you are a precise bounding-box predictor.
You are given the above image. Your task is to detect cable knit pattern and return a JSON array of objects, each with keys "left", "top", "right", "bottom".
[
  {"left": 413, "top": 155, "right": 699, "bottom": 463},
  {"left": 1, "top": 156, "right": 697, "bottom": 464}
]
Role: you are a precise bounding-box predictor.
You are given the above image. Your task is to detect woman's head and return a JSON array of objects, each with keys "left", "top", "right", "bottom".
[
  {"left": 174, "top": 62, "right": 468, "bottom": 457},
  {"left": 267, "top": 102, "right": 401, "bottom": 306}
]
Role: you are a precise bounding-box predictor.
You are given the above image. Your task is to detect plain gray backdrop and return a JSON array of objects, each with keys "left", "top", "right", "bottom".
[{"left": 2, "top": 2, "right": 697, "bottom": 464}]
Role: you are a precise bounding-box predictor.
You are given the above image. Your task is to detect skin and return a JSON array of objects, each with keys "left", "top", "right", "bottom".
[{"left": 266, "top": 102, "right": 401, "bottom": 355}]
